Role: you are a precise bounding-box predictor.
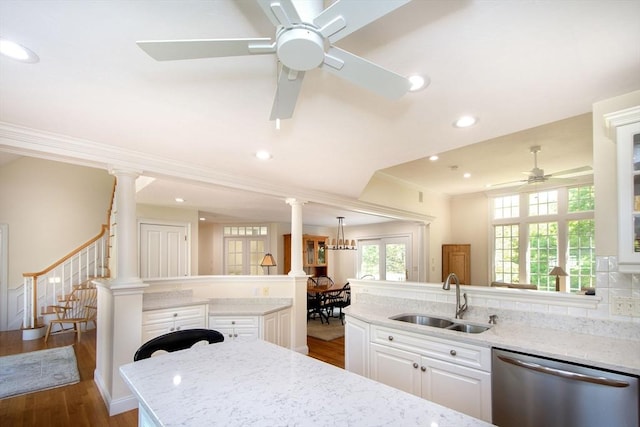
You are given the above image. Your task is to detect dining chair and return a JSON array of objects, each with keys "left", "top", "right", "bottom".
[
  {"left": 134, "top": 328, "right": 225, "bottom": 361},
  {"left": 44, "top": 284, "right": 97, "bottom": 343},
  {"left": 324, "top": 283, "right": 351, "bottom": 324},
  {"left": 307, "top": 292, "right": 330, "bottom": 324}
]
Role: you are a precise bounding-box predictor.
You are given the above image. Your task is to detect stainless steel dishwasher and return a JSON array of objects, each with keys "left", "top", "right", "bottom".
[{"left": 492, "top": 348, "right": 639, "bottom": 427}]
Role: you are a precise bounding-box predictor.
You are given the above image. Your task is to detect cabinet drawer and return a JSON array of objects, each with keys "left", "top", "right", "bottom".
[
  {"left": 209, "top": 316, "right": 258, "bottom": 328},
  {"left": 143, "top": 305, "right": 206, "bottom": 324},
  {"left": 216, "top": 327, "right": 259, "bottom": 342},
  {"left": 371, "top": 325, "right": 491, "bottom": 371}
]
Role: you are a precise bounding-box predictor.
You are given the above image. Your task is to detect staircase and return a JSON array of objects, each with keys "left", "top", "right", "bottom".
[{"left": 20, "top": 181, "right": 115, "bottom": 340}]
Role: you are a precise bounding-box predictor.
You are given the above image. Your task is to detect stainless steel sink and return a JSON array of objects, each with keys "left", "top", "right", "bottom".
[
  {"left": 445, "top": 323, "right": 490, "bottom": 334},
  {"left": 389, "top": 313, "right": 491, "bottom": 334},
  {"left": 389, "top": 314, "right": 454, "bottom": 328}
]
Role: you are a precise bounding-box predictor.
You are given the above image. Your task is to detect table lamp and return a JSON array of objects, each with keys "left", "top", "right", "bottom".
[
  {"left": 549, "top": 266, "right": 568, "bottom": 292},
  {"left": 260, "top": 253, "right": 276, "bottom": 275}
]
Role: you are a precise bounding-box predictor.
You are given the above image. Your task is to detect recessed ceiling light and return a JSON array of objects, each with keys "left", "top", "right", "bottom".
[
  {"left": 463, "top": 172, "right": 471, "bottom": 178},
  {"left": 408, "top": 74, "right": 430, "bottom": 92},
  {"left": 454, "top": 115, "right": 477, "bottom": 128},
  {"left": 175, "top": 197, "right": 185, "bottom": 203},
  {"left": 256, "top": 150, "right": 272, "bottom": 160},
  {"left": 199, "top": 217, "right": 206, "bottom": 221},
  {"left": 0, "top": 38, "right": 39, "bottom": 63},
  {"left": 429, "top": 155, "right": 439, "bottom": 161}
]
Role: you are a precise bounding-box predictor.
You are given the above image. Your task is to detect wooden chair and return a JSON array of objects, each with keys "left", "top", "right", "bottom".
[
  {"left": 324, "top": 283, "right": 351, "bottom": 324},
  {"left": 44, "top": 284, "right": 97, "bottom": 343},
  {"left": 134, "top": 329, "right": 225, "bottom": 361}
]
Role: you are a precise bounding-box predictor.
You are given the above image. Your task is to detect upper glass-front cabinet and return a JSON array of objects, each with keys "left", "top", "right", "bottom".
[{"left": 607, "top": 107, "right": 640, "bottom": 272}]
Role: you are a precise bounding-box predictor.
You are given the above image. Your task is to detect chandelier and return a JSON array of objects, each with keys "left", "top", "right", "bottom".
[{"left": 326, "top": 216, "right": 357, "bottom": 250}]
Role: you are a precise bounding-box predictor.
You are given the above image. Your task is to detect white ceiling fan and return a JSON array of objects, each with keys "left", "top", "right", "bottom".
[
  {"left": 491, "top": 145, "right": 592, "bottom": 189},
  {"left": 137, "top": 0, "right": 413, "bottom": 121}
]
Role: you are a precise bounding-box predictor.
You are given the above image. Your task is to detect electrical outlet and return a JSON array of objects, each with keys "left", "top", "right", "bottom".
[
  {"left": 262, "top": 287, "right": 269, "bottom": 296},
  {"left": 611, "top": 296, "right": 638, "bottom": 316}
]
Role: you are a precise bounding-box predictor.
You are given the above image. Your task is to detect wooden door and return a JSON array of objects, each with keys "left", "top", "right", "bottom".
[
  {"left": 442, "top": 244, "right": 471, "bottom": 284},
  {"left": 140, "top": 223, "right": 188, "bottom": 278}
]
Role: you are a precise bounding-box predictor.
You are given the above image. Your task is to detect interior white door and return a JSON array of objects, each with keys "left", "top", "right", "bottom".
[{"left": 140, "top": 223, "right": 188, "bottom": 278}]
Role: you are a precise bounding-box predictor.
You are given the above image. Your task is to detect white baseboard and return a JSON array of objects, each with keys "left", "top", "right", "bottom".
[
  {"left": 22, "top": 326, "right": 45, "bottom": 340},
  {"left": 94, "top": 369, "right": 138, "bottom": 416},
  {"left": 294, "top": 344, "right": 309, "bottom": 355}
]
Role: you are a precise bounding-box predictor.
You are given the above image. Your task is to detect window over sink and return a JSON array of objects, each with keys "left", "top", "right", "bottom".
[{"left": 491, "top": 184, "right": 595, "bottom": 292}]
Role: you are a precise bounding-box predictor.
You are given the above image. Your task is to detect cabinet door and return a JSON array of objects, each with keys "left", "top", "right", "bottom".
[
  {"left": 442, "top": 244, "right": 471, "bottom": 284},
  {"left": 262, "top": 312, "right": 278, "bottom": 344},
  {"left": 421, "top": 356, "right": 491, "bottom": 422},
  {"left": 277, "top": 309, "right": 291, "bottom": 348},
  {"left": 141, "top": 323, "right": 173, "bottom": 343},
  {"left": 345, "top": 316, "right": 370, "bottom": 376},
  {"left": 616, "top": 120, "right": 640, "bottom": 271},
  {"left": 370, "top": 343, "right": 421, "bottom": 396}
]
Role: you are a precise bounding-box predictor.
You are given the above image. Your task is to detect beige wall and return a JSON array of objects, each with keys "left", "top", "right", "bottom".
[
  {"left": 359, "top": 173, "right": 451, "bottom": 282},
  {"left": 0, "top": 157, "right": 114, "bottom": 290},
  {"left": 450, "top": 192, "right": 490, "bottom": 285},
  {"left": 593, "top": 89, "right": 640, "bottom": 255}
]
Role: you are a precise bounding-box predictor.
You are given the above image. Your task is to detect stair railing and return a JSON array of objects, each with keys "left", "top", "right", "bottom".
[{"left": 22, "top": 224, "right": 111, "bottom": 329}]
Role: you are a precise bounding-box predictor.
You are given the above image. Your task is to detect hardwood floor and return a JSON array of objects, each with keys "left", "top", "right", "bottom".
[
  {"left": 0, "top": 329, "right": 345, "bottom": 426},
  {"left": 0, "top": 328, "right": 138, "bottom": 427}
]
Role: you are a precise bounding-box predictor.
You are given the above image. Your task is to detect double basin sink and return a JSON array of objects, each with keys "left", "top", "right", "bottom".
[{"left": 390, "top": 314, "right": 491, "bottom": 334}]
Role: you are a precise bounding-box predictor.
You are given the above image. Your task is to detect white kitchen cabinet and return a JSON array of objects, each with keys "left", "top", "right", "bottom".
[
  {"left": 142, "top": 304, "right": 207, "bottom": 343},
  {"left": 605, "top": 106, "right": 640, "bottom": 273},
  {"left": 367, "top": 324, "right": 492, "bottom": 422},
  {"left": 210, "top": 308, "right": 291, "bottom": 347},
  {"left": 209, "top": 316, "right": 260, "bottom": 342},
  {"left": 345, "top": 315, "right": 370, "bottom": 377},
  {"left": 262, "top": 308, "right": 292, "bottom": 348}
]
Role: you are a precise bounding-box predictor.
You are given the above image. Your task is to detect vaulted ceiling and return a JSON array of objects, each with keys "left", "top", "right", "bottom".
[{"left": 1, "top": 1, "right": 638, "bottom": 225}]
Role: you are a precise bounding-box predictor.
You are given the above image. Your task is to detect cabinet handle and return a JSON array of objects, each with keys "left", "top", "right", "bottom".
[
  {"left": 413, "top": 362, "right": 419, "bottom": 369},
  {"left": 228, "top": 334, "right": 233, "bottom": 338},
  {"left": 176, "top": 326, "right": 181, "bottom": 331},
  {"left": 170, "top": 327, "right": 175, "bottom": 331},
  {"left": 421, "top": 366, "right": 426, "bottom": 372},
  {"left": 388, "top": 336, "right": 394, "bottom": 341},
  {"left": 234, "top": 333, "right": 238, "bottom": 338},
  {"left": 450, "top": 349, "right": 457, "bottom": 356},
  {"left": 232, "top": 321, "right": 236, "bottom": 325},
  {"left": 173, "top": 313, "right": 178, "bottom": 317}
]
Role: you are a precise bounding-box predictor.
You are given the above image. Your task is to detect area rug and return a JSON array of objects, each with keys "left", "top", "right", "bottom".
[
  {"left": 307, "top": 319, "right": 345, "bottom": 341},
  {"left": 0, "top": 345, "right": 80, "bottom": 399}
]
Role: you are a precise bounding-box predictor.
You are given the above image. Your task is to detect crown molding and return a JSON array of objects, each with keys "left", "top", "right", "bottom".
[{"left": 0, "top": 121, "right": 432, "bottom": 224}]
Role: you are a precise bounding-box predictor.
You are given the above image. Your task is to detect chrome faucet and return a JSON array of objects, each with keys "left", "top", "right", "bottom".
[{"left": 442, "top": 273, "right": 468, "bottom": 319}]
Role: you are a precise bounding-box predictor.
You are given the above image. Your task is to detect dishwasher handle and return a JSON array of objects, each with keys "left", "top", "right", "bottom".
[{"left": 497, "top": 355, "right": 630, "bottom": 388}]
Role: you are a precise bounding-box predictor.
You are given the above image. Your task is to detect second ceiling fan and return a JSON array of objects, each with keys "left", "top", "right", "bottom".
[{"left": 137, "top": 0, "right": 414, "bottom": 121}]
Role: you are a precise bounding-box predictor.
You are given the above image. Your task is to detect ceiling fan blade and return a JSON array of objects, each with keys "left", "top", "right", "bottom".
[
  {"left": 256, "top": 0, "right": 302, "bottom": 28},
  {"left": 551, "top": 165, "right": 593, "bottom": 177},
  {"left": 137, "top": 39, "right": 275, "bottom": 61},
  {"left": 321, "top": 47, "right": 410, "bottom": 99},
  {"left": 269, "top": 66, "right": 305, "bottom": 120},
  {"left": 314, "top": 0, "right": 411, "bottom": 42}
]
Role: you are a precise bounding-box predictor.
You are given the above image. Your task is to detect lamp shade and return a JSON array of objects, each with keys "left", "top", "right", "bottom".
[
  {"left": 260, "top": 253, "right": 276, "bottom": 267},
  {"left": 549, "top": 266, "right": 568, "bottom": 277}
]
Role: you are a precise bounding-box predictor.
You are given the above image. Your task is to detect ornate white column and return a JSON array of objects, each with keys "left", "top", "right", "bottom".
[
  {"left": 94, "top": 168, "right": 147, "bottom": 416},
  {"left": 109, "top": 168, "right": 143, "bottom": 286},
  {"left": 286, "top": 198, "right": 306, "bottom": 276}
]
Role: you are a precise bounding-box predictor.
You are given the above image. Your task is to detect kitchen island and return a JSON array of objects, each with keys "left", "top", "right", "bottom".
[{"left": 120, "top": 339, "right": 492, "bottom": 427}]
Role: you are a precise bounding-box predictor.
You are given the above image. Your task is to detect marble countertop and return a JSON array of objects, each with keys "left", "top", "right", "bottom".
[
  {"left": 142, "top": 294, "right": 210, "bottom": 311},
  {"left": 120, "top": 340, "right": 492, "bottom": 427},
  {"left": 345, "top": 304, "right": 640, "bottom": 376},
  {"left": 208, "top": 303, "right": 291, "bottom": 316}
]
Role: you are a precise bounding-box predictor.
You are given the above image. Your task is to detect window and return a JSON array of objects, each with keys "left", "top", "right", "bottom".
[
  {"left": 223, "top": 225, "right": 268, "bottom": 275},
  {"left": 358, "top": 236, "right": 410, "bottom": 281},
  {"left": 491, "top": 184, "right": 594, "bottom": 292},
  {"left": 494, "top": 224, "right": 519, "bottom": 283}
]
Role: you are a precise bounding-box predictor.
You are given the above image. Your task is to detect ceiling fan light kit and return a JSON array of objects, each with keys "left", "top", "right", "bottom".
[{"left": 136, "top": 0, "right": 415, "bottom": 121}]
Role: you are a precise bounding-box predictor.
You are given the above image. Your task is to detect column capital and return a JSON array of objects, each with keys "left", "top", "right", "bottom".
[
  {"left": 285, "top": 198, "right": 307, "bottom": 207},
  {"left": 108, "top": 166, "right": 142, "bottom": 178}
]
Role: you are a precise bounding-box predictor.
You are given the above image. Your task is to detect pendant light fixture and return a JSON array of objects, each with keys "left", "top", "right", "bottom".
[{"left": 326, "top": 216, "right": 356, "bottom": 250}]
